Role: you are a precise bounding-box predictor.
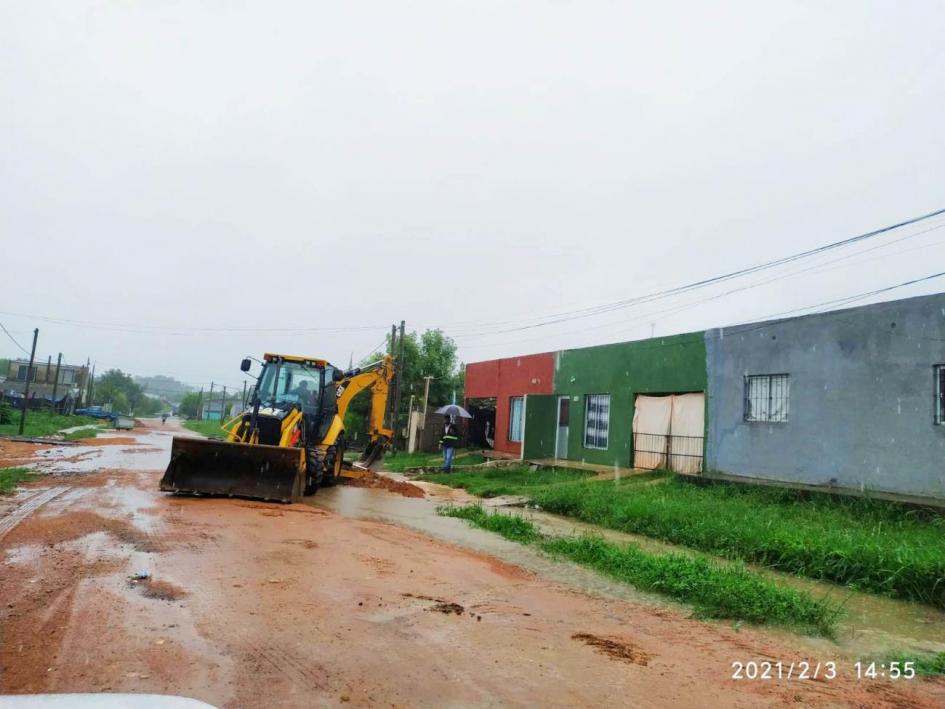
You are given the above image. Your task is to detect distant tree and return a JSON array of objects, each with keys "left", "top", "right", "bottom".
[
  {"left": 178, "top": 392, "right": 202, "bottom": 419},
  {"left": 93, "top": 369, "right": 144, "bottom": 414},
  {"left": 342, "top": 329, "right": 461, "bottom": 445}
]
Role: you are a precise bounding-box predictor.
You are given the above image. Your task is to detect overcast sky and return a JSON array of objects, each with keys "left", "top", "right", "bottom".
[{"left": 2, "top": 1, "right": 944, "bottom": 390}]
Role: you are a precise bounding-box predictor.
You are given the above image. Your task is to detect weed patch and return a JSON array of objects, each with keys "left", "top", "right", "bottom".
[
  {"left": 0, "top": 467, "right": 38, "bottom": 493},
  {"left": 0, "top": 411, "right": 100, "bottom": 439},
  {"left": 439, "top": 505, "right": 839, "bottom": 635},
  {"left": 530, "top": 477, "right": 945, "bottom": 608},
  {"left": 419, "top": 465, "right": 600, "bottom": 497},
  {"left": 440, "top": 505, "right": 541, "bottom": 543},
  {"left": 182, "top": 419, "right": 228, "bottom": 438},
  {"left": 881, "top": 651, "right": 945, "bottom": 677}
]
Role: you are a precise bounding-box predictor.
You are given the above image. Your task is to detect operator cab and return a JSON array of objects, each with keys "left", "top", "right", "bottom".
[{"left": 245, "top": 354, "right": 343, "bottom": 445}]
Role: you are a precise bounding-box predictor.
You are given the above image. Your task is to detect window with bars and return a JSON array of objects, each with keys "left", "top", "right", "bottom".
[
  {"left": 583, "top": 394, "right": 610, "bottom": 449},
  {"left": 508, "top": 396, "right": 524, "bottom": 442},
  {"left": 744, "top": 374, "right": 790, "bottom": 423},
  {"left": 936, "top": 365, "right": 945, "bottom": 425}
]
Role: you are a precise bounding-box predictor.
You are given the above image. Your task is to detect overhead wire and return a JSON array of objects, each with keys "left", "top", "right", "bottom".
[{"left": 0, "top": 320, "right": 29, "bottom": 355}]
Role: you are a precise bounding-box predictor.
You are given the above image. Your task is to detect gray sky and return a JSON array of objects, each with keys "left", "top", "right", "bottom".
[{"left": 2, "top": 1, "right": 944, "bottom": 389}]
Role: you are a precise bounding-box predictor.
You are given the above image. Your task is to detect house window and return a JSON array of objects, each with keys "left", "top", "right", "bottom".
[
  {"left": 584, "top": 394, "right": 610, "bottom": 449},
  {"left": 935, "top": 365, "right": 945, "bottom": 425},
  {"left": 16, "top": 365, "right": 33, "bottom": 382},
  {"left": 58, "top": 369, "right": 75, "bottom": 385},
  {"left": 744, "top": 374, "right": 790, "bottom": 422},
  {"left": 508, "top": 397, "right": 524, "bottom": 442}
]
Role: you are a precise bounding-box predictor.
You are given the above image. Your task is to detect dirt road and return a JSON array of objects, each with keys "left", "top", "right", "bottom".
[{"left": 1, "top": 420, "right": 943, "bottom": 708}]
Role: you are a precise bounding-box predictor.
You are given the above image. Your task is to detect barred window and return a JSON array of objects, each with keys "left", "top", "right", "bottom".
[
  {"left": 508, "top": 397, "right": 524, "bottom": 442},
  {"left": 936, "top": 365, "right": 945, "bottom": 425},
  {"left": 744, "top": 374, "right": 790, "bottom": 423},
  {"left": 584, "top": 394, "right": 610, "bottom": 449}
]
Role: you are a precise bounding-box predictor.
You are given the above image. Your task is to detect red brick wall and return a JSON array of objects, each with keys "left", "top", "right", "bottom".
[{"left": 464, "top": 352, "right": 555, "bottom": 456}]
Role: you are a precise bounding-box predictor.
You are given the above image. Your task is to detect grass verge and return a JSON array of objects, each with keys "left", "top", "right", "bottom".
[
  {"left": 417, "top": 465, "right": 598, "bottom": 497},
  {"left": 440, "top": 505, "right": 839, "bottom": 635},
  {"left": 530, "top": 476, "right": 945, "bottom": 608},
  {"left": 0, "top": 411, "right": 100, "bottom": 439},
  {"left": 383, "top": 449, "right": 486, "bottom": 472},
  {"left": 182, "top": 419, "right": 228, "bottom": 438},
  {"left": 882, "top": 651, "right": 945, "bottom": 677},
  {"left": 0, "top": 467, "right": 38, "bottom": 493},
  {"left": 441, "top": 504, "right": 541, "bottom": 543}
]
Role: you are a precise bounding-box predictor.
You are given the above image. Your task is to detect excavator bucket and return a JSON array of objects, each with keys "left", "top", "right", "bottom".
[
  {"left": 160, "top": 436, "right": 305, "bottom": 503},
  {"left": 341, "top": 439, "right": 388, "bottom": 479}
]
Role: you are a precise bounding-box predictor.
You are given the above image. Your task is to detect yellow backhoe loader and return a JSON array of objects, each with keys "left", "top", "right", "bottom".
[{"left": 160, "top": 353, "right": 394, "bottom": 502}]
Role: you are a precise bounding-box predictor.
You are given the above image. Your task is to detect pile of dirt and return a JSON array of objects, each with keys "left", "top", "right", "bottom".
[
  {"left": 341, "top": 471, "right": 424, "bottom": 498},
  {"left": 572, "top": 633, "right": 651, "bottom": 666},
  {"left": 128, "top": 576, "right": 188, "bottom": 601}
]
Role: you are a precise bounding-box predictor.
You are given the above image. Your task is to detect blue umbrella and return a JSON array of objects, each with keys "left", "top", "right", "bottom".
[{"left": 435, "top": 404, "right": 472, "bottom": 418}]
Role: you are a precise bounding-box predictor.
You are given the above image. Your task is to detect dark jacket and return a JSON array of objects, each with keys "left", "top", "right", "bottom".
[{"left": 440, "top": 422, "right": 459, "bottom": 448}]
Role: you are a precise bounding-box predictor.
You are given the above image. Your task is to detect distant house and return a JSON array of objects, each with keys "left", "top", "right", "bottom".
[{"left": 2, "top": 358, "right": 90, "bottom": 408}]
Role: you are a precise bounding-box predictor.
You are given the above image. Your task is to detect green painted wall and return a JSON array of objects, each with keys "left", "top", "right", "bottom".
[
  {"left": 552, "top": 332, "right": 707, "bottom": 466},
  {"left": 522, "top": 394, "right": 556, "bottom": 459}
]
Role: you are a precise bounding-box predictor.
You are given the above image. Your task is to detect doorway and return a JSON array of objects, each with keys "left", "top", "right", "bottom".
[
  {"left": 555, "top": 396, "right": 570, "bottom": 459},
  {"left": 632, "top": 393, "right": 704, "bottom": 474}
]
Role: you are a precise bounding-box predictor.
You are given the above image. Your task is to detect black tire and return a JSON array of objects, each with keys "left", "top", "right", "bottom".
[
  {"left": 322, "top": 436, "right": 345, "bottom": 487},
  {"left": 304, "top": 445, "right": 323, "bottom": 495}
]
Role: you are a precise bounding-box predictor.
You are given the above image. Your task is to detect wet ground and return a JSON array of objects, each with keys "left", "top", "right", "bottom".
[{"left": 1, "top": 420, "right": 944, "bottom": 708}]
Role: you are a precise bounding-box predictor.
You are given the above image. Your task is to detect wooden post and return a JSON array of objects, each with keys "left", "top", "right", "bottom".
[
  {"left": 18, "top": 329, "right": 39, "bottom": 435},
  {"left": 51, "top": 353, "right": 62, "bottom": 411}
]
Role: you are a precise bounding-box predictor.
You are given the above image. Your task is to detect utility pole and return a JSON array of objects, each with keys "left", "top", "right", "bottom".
[
  {"left": 386, "top": 325, "right": 397, "bottom": 428},
  {"left": 18, "top": 329, "right": 39, "bottom": 435},
  {"left": 393, "top": 319, "right": 406, "bottom": 447},
  {"left": 207, "top": 382, "right": 214, "bottom": 421},
  {"left": 82, "top": 358, "right": 91, "bottom": 405},
  {"left": 51, "top": 353, "right": 62, "bottom": 410},
  {"left": 221, "top": 386, "right": 227, "bottom": 422},
  {"left": 87, "top": 364, "right": 96, "bottom": 406},
  {"left": 196, "top": 388, "right": 204, "bottom": 421},
  {"left": 418, "top": 374, "right": 434, "bottom": 449}
]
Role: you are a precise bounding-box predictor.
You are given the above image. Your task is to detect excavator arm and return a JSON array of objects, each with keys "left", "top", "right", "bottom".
[{"left": 327, "top": 355, "right": 395, "bottom": 471}]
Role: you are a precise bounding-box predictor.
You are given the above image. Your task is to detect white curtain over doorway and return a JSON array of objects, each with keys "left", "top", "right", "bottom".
[{"left": 633, "top": 393, "right": 705, "bottom": 474}]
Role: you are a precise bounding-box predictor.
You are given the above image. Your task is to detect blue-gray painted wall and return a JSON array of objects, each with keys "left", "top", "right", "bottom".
[{"left": 706, "top": 293, "right": 945, "bottom": 500}]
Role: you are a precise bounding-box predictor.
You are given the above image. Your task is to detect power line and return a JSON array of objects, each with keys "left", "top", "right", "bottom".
[
  {"left": 449, "top": 208, "right": 945, "bottom": 338},
  {"left": 0, "top": 320, "right": 29, "bottom": 355}
]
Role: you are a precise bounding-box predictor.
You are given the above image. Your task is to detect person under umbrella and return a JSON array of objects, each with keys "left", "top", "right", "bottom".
[{"left": 440, "top": 416, "right": 460, "bottom": 472}]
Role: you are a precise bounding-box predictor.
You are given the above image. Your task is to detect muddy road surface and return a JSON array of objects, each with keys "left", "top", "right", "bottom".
[{"left": 2, "top": 420, "right": 943, "bottom": 708}]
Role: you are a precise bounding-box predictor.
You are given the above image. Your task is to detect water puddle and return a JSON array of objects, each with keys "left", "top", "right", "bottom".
[
  {"left": 311, "top": 482, "right": 945, "bottom": 658},
  {"left": 4, "top": 544, "right": 41, "bottom": 565},
  {"left": 31, "top": 437, "right": 169, "bottom": 474}
]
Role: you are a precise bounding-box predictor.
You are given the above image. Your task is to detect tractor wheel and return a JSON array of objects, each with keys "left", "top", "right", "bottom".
[
  {"left": 304, "top": 445, "right": 324, "bottom": 495},
  {"left": 322, "top": 437, "right": 345, "bottom": 487}
]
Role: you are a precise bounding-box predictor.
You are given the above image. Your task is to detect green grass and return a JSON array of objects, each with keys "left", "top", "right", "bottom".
[
  {"left": 0, "top": 467, "right": 38, "bottom": 493},
  {"left": 529, "top": 476, "right": 945, "bottom": 608},
  {"left": 62, "top": 426, "right": 101, "bottom": 441},
  {"left": 440, "top": 505, "right": 839, "bottom": 635},
  {"left": 182, "top": 419, "right": 228, "bottom": 438},
  {"left": 882, "top": 651, "right": 945, "bottom": 677},
  {"left": 417, "top": 465, "right": 599, "bottom": 497},
  {"left": 0, "top": 410, "right": 100, "bottom": 439},
  {"left": 441, "top": 504, "right": 541, "bottom": 543},
  {"left": 382, "top": 449, "right": 486, "bottom": 472},
  {"left": 420, "top": 467, "right": 668, "bottom": 498}
]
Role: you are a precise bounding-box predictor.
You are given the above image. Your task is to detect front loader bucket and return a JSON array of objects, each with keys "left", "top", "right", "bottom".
[{"left": 160, "top": 436, "right": 305, "bottom": 503}]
